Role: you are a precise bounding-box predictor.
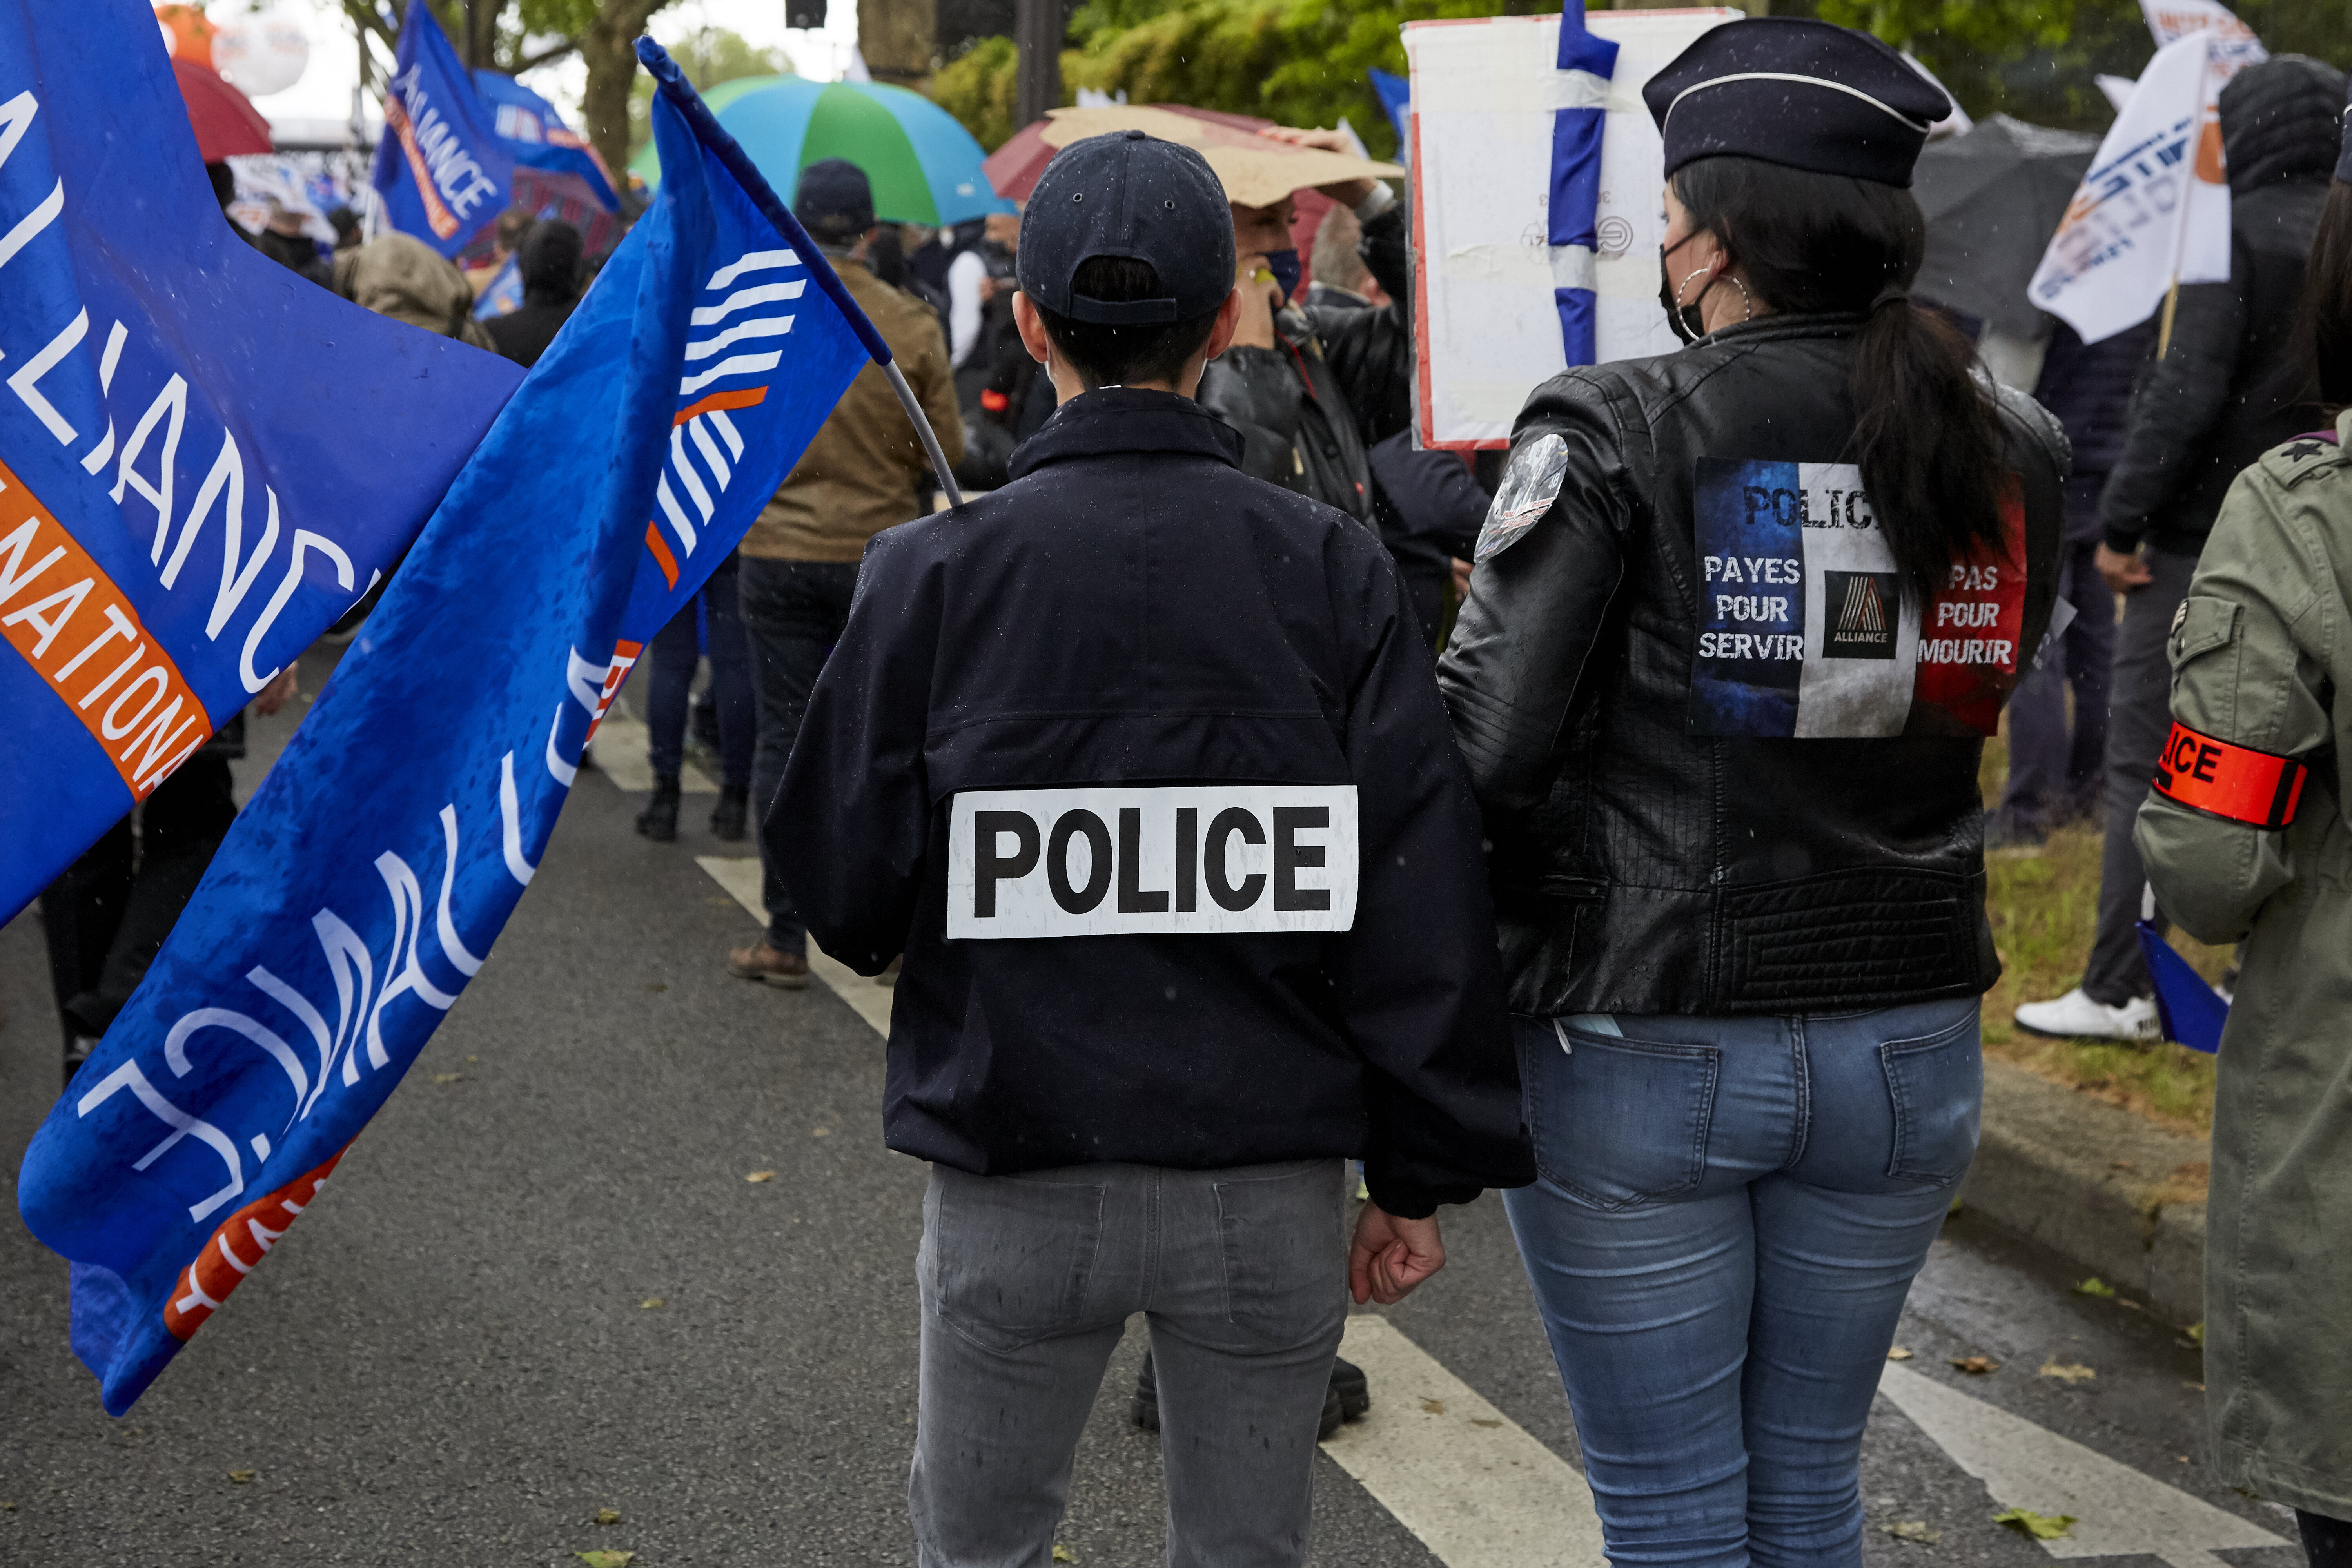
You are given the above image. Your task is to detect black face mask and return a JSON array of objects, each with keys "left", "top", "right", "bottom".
[{"left": 1657, "top": 229, "right": 1717, "bottom": 346}]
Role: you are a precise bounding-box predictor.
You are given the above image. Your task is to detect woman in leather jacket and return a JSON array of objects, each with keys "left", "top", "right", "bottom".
[{"left": 1437, "top": 20, "right": 2065, "bottom": 1566}]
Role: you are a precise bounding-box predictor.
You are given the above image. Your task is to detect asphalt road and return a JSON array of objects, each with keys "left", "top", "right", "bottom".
[{"left": 0, "top": 654, "right": 2310, "bottom": 1568}]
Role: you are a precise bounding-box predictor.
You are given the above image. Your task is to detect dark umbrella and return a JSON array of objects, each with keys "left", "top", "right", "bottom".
[
  {"left": 172, "top": 56, "right": 273, "bottom": 161},
  {"left": 1912, "top": 113, "right": 2098, "bottom": 339}
]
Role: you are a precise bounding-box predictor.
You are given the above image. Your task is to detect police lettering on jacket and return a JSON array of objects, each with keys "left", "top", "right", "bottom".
[{"left": 947, "top": 785, "right": 1359, "bottom": 938}]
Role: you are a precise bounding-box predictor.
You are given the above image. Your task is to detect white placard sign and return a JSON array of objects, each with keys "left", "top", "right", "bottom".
[
  {"left": 1407, "top": 8, "right": 1741, "bottom": 449},
  {"left": 946, "top": 785, "right": 1359, "bottom": 940}
]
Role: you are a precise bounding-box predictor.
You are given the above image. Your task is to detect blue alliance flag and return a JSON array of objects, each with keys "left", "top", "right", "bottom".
[
  {"left": 0, "top": 0, "right": 523, "bottom": 927},
  {"left": 372, "top": 0, "right": 513, "bottom": 258},
  {"left": 16, "top": 54, "right": 879, "bottom": 1415}
]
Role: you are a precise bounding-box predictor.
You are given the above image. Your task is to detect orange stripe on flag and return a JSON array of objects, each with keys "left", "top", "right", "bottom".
[
  {"left": 675, "top": 386, "right": 768, "bottom": 425},
  {"left": 382, "top": 95, "right": 460, "bottom": 240},
  {"left": 644, "top": 520, "right": 679, "bottom": 588},
  {"left": 0, "top": 457, "right": 213, "bottom": 800}
]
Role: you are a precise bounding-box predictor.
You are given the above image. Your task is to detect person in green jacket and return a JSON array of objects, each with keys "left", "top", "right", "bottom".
[{"left": 2134, "top": 158, "right": 2352, "bottom": 1565}]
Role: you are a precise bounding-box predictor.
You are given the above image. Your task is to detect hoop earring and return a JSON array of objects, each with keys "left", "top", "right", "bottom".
[
  {"left": 1675, "top": 265, "right": 1713, "bottom": 309},
  {"left": 1727, "top": 275, "right": 1753, "bottom": 323}
]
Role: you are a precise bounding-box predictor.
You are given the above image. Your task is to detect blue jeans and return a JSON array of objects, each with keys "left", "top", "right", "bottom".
[
  {"left": 644, "top": 551, "right": 752, "bottom": 788},
  {"left": 1504, "top": 998, "right": 1982, "bottom": 1568},
  {"left": 739, "top": 556, "right": 862, "bottom": 953}
]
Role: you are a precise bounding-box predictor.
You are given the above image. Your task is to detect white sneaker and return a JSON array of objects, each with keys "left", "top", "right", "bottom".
[{"left": 2014, "top": 987, "right": 2159, "bottom": 1042}]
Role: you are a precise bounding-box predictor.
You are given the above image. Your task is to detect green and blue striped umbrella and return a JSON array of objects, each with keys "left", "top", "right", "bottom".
[{"left": 629, "top": 74, "right": 1012, "bottom": 227}]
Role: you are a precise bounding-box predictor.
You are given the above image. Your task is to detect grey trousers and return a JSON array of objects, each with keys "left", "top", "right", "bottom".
[
  {"left": 2085, "top": 546, "right": 2200, "bottom": 1005},
  {"left": 911, "top": 1159, "right": 1348, "bottom": 1568}
]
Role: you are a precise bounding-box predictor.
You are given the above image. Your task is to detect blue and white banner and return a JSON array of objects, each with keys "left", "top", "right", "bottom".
[
  {"left": 17, "top": 58, "right": 877, "bottom": 1416},
  {"left": 372, "top": 0, "right": 512, "bottom": 258},
  {"left": 0, "top": 0, "right": 522, "bottom": 927},
  {"left": 473, "top": 70, "right": 621, "bottom": 212}
]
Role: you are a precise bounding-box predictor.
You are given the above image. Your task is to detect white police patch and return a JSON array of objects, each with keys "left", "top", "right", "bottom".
[
  {"left": 1474, "top": 432, "right": 1570, "bottom": 562},
  {"left": 947, "top": 785, "right": 1359, "bottom": 940}
]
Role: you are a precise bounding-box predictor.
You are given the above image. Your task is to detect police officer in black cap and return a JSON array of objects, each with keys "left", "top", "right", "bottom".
[
  {"left": 1438, "top": 19, "right": 2065, "bottom": 1565},
  {"left": 770, "top": 129, "right": 1530, "bottom": 1566}
]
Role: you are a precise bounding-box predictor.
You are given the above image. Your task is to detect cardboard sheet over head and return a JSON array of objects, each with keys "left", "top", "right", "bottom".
[
  {"left": 1406, "top": 8, "right": 1742, "bottom": 449},
  {"left": 1038, "top": 106, "right": 1403, "bottom": 210}
]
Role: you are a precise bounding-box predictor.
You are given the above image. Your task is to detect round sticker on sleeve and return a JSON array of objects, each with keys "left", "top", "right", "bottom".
[{"left": 1474, "top": 432, "right": 1569, "bottom": 562}]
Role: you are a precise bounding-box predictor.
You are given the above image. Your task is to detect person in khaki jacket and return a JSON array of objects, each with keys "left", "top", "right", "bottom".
[
  {"left": 2134, "top": 156, "right": 2352, "bottom": 1561},
  {"left": 730, "top": 158, "right": 962, "bottom": 989}
]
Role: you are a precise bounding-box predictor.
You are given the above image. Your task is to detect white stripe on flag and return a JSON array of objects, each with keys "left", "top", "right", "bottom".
[
  {"left": 687, "top": 416, "right": 731, "bottom": 492},
  {"left": 707, "top": 409, "right": 745, "bottom": 462},
  {"left": 688, "top": 280, "right": 806, "bottom": 326},
  {"left": 668, "top": 426, "right": 715, "bottom": 522},
  {"left": 655, "top": 473, "right": 697, "bottom": 554},
  {"left": 677, "top": 350, "right": 785, "bottom": 396},
  {"left": 686, "top": 316, "right": 795, "bottom": 360},
  {"left": 705, "top": 249, "right": 800, "bottom": 290}
]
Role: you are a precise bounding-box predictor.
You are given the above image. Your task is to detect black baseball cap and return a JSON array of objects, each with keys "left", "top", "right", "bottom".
[
  {"left": 1017, "top": 129, "right": 1235, "bottom": 324},
  {"left": 794, "top": 157, "right": 875, "bottom": 239}
]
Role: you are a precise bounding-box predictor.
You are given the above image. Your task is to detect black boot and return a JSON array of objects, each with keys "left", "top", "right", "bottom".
[
  {"left": 709, "top": 784, "right": 749, "bottom": 842},
  {"left": 635, "top": 774, "right": 681, "bottom": 842},
  {"left": 1131, "top": 1351, "right": 1356, "bottom": 1439}
]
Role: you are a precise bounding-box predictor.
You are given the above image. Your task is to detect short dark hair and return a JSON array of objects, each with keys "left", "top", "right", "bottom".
[{"left": 1033, "top": 255, "right": 1221, "bottom": 388}]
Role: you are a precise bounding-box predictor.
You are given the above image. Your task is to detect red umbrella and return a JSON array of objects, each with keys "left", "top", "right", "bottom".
[
  {"left": 981, "top": 105, "right": 1333, "bottom": 285},
  {"left": 173, "top": 56, "right": 272, "bottom": 162}
]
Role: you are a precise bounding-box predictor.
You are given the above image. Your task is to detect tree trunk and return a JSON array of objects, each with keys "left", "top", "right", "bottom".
[
  {"left": 859, "top": 0, "right": 936, "bottom": 87},
  {"left": 579, "top": 0, "right": 671, "bottom": 192},
  {"left": 1014, "top": 0, "right": 1060, "bottom": 130}
]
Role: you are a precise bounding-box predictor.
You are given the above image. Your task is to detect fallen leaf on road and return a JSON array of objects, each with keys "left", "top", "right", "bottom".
[
  {"left": 1883, "top": 1520, "right": 1941, "bottom": 1544},
  {"left": 746, "top": 1171, "right": 775, "bottom": 1183},
  {"left": 575, "top": 1553, "right": 635, "bottom": 1568},
  {"left": 427, "top": 1072, "right": 467, "bottom": 1085},
  {"left": 227, "top": 1470, "right": 256, "bottom": 1484},
  {"left": 1886, "top": 1347, "right": 1913, "bottom": 1361},
  {"left": 639, "top": 1298, "right": 664, "bottom": 1310},
  {"left": 594, "top": 1509, "right": 622, "bottom": 1526},
  {"left": 1951, "top": 1356, "right": 1999, "bottom": 1374},
  {"left": 1471, "top": 1419, "right": 1502, "bottom": 1429},
  {"left": 2071, "top": 1277, "right": 2116, "bottom": 1298},
  {"left": 2185, "top": 1321, "right": 2205, "bottom": 1345},
  {"left": 1052, "top": 1545, "right": 1076, "bottom": 1563},
  {"left": 1947, "top": 1197, "right": 1965, "bottom": 1214},
  {"left": 2039, "top": 1361, "right": 2096, "bottom": 1383},
  {"left": 1420, "top": 1398, "right": 1445, "bottom": 1415},
  {"left": 1994, "top": 1508, "right": 2076, "bottom": 1540},
  {"left": 812, "top": 1128, "right": 832, "bottom": 1138}
]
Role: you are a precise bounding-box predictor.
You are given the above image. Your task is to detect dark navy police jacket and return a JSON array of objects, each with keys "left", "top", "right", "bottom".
[{"left": 770, "top": 388, "right": 1532, "bottom": 1217}]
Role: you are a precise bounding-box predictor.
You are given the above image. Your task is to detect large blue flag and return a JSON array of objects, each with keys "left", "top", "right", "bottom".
[
  {"left": 473, "top": 70, "right": 621, "bottom": 212},
  {"left": 372, "top": 0, "right": 513, "bottom": 257},
  {"left": 18, "top": 46, "right": 884, "bottom": 1415},
  {"left": 0, "top": 0, "right": 523, "bottom": 926}
]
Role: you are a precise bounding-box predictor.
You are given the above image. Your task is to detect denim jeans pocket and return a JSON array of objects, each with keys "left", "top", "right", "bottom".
[
  {"left": 1880, "top": 1012, "right": 1984, "bottom": 1185},
  {"left": 1525, "top": 1020, "right": 1720, "bottom": 1210},
  {"left": 928, "top": 1169, "right": 1106, "bottom": 1353},
  {"left": 1213, "top": 1160, "right": 1345, "bottom": 1341}
]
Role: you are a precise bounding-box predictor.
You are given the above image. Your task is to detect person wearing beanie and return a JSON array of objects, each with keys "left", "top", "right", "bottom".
[
  {"left": 2017, "top": 53, "right": 2347, "bottom": 1042},
  {"left": 484, "top": 219, "right": 585, "bottom": 369},
  {"left": 728, "top": 158, "right": 961, "bottom": 990},
  {"left": 1439, "top": 18, "right": 2065, "bottom": 1564}
]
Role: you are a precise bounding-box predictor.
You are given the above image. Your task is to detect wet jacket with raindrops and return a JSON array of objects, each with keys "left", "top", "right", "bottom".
[{"left": 769, "top": 387, "right": 1534, "bottom": 1217}]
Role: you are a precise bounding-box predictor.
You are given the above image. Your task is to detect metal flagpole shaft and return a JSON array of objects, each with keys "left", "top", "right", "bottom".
[{"left": 886, "top": 360, "right": 965, "bottom": 510}]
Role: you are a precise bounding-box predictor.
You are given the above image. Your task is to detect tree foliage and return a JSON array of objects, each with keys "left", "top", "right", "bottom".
[
  {"left": 625, "top": 29, "right": 794, "bottom": 162},
  {"left": 930, "top": 0, "right": 1551, "bottom": 157}
]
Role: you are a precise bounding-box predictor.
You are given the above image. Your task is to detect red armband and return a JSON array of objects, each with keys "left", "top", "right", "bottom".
[{"left": 2151, "top": 722, "right": 2308, "bottom": 828}]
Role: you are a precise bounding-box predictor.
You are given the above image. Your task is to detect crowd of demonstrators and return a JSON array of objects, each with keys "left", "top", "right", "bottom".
[
  {"left": 484, "top": 218, "right": 587, "bottom": 368},
  {"left": 1440, "top": 23, "right": 2064, "bottom": 1561},
  {"left": 2136, "top": 122, "right": 2352, "bottom": 1563},
  {"left": 771, "top": 131, "right": 1531, "bottom": 1562},
  {"left": 2017, "top": 54, "right": 2343, "bottom": 1043},
  {"left": 726, "top": 158, "right": 961, "bottom": 993}
]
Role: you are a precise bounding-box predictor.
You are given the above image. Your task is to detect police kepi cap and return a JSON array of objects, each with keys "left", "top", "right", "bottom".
[
  {"left": 1642, "top": 18, "right": 1950, "bottom": 188},
  {"left": 794, "top": 157, "right": 875, "bottom": 236},
  {"left": 1018, "top": 130, "right": 1236, "bottom": 325}
]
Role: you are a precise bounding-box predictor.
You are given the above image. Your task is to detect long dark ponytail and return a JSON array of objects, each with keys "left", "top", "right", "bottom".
[
  {"left": 2294, "top": 180, "right": 2352, "bottom": 410},
  {"left": 1670, "top": 156, "right": 2009, "bottom": 604}
]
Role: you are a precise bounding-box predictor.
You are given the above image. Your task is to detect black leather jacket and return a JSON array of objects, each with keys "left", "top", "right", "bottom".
[
  {"left": 1196, "top": 201, "right": 1412, "bottom": 522},
  {"left": 1438, "top": 314, "right": 2067, "bottom": 1018}
]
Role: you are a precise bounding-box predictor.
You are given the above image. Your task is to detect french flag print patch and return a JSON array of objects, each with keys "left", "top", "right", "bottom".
[{"left": 1688, "top": 457, "right": 2025, "bottom": 739}]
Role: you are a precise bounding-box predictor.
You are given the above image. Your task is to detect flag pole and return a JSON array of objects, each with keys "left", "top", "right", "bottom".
[
  {"left": 633, "top": 37, "right": 967, "bottom": 510},
  {"left": 2160, "top": 32, "right": 2216, "bottom": 362}
]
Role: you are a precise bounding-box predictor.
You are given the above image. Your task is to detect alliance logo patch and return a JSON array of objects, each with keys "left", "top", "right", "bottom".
[{"left": 1823, "top": 571, "right": 1900, "bottom": 660}]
